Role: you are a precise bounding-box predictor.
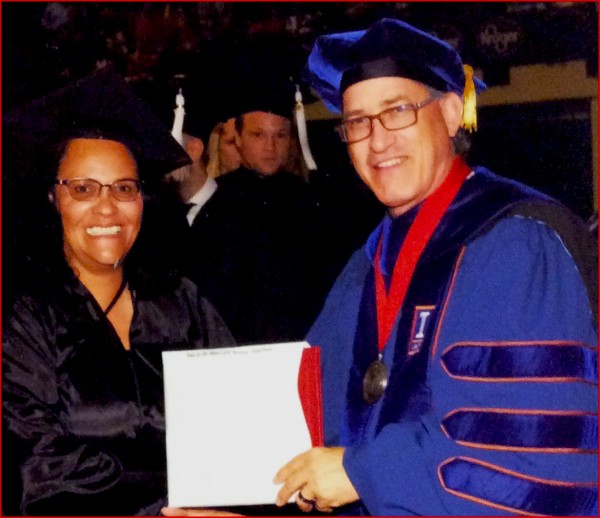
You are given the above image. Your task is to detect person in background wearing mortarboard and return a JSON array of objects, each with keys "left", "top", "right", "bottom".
[
  {"left": 268, "top": 18, "right": 598, "bottom": 516},
  {"left": 157, "top": 92, "right": 239, "bottom": 301},
  {"left": 163, "top": 91, "right": 219, "bottom": 227},
  {"left": 2, "top": 67, "right": 235, "bottom": 516},
  {"left": 185, "top": 77, "right": 330, "bottom": 347}
]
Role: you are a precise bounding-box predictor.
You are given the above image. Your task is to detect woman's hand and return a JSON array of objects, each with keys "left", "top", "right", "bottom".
[
  {"left": 273, "top": 447, "right": 359, "bottom": 513},
  {"left": 161, "top": 507, "right": 243, "bottom": 516}
]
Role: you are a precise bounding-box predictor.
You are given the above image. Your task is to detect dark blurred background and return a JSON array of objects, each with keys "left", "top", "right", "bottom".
[{"left": 2, "top": 2, "right": 598, "bottom": 262}]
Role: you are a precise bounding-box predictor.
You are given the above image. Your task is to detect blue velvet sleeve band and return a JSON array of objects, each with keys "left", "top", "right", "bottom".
[
  {"left": 442, "top": 409, "right": 598, "bottom": 451},
  {"left": 439, "top": 456, "right": 598, "bottom": 516},
  {"left": 441, "top": 342, "right": 598, "bottom": 384}
]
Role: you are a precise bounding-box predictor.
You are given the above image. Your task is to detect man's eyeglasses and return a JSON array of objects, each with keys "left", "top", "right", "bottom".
[
  {"left": 336, "top": 96, "right": 439, "bottom": 144},
  {"left": 55, "top": 178, "right": 142, "bottom": 202}
]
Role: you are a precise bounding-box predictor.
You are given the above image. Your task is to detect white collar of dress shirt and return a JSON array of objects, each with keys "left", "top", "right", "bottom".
[{"left": 185, "top": 177, "right": 217, "bottom": 225}]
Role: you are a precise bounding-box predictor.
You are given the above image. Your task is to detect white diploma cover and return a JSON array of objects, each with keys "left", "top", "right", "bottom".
[{"left": 162, "top": 342, "right": 322, "bottom": 508}]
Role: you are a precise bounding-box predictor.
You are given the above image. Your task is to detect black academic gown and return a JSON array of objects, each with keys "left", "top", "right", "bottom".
[
  {"left": 2, "top": 265, "right": 235, "bottom": 516},
  {"left": 184, "top": 167, "right": 328, "bottom": 345}
]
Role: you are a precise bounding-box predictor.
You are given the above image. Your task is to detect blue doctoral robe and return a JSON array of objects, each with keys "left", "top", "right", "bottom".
[{"left": 307, "top": 167, "right": 598, "bottom": 516}]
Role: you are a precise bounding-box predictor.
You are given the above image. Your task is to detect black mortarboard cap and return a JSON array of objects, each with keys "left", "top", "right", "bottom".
[
  {"left": 303, "top": 18, "right": 486, "bottom": 129},
  {"left": 158, "top": 72, "right": 228, "bottom": 146},
  {"left": 227, "top": 74, "right": 297, "bottom": 121},
  {"left": 180, "top": 93, "right": 220, "bottom": 145},
  {"left": 3, "top": 66, "right": 191, "bottom": 185}
]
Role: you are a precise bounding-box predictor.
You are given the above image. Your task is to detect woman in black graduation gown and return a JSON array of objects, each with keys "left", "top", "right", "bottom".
[{"left": 2, "top": 69, "right": 235, "bottom": 516}]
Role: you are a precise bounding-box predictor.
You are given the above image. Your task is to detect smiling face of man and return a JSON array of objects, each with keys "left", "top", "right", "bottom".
[
  {"left": 55, "top": 138, "right": 143, "bottom": 275},
  {"left": 343, "top": 76, "right": 463, "bottom": 217}
]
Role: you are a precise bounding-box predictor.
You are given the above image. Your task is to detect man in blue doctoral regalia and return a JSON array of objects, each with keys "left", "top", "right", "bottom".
[{"left": 273, "top": 18, "right": 598, "bottom": 516}]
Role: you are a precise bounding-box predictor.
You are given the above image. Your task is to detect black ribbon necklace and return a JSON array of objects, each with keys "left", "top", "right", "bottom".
[{"left": 104, "top": 278, "right": 128, "bottom": 316}]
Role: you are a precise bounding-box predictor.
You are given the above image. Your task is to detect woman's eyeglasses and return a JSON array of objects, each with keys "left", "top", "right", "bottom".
[{"left": 54, "top": 178, "right": 142, "bottom": 202}]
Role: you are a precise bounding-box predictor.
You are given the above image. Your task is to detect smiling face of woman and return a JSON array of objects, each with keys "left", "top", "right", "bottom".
[{"left": 55, "top": 138, "right": 143, "bottom": 276}]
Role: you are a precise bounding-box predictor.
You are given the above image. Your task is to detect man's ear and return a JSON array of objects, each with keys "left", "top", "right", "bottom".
[
  {"left": 438, "top": 92, "right": 464, "bottom": 138},
  {"left": 186, "top": 136, "right": 204, "bottom": 162}
]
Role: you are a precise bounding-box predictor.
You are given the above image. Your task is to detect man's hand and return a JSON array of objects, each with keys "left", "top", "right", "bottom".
[{"left": 273, "top": 447, "right": 359, "bottom": 513}]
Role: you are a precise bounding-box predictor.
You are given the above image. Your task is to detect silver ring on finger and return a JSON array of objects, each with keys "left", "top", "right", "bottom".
[{"left": 298, "top": 491, "right": 316, "bottom": 507}]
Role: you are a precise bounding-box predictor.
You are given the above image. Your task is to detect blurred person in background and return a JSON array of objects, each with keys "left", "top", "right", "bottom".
[
  {"left": 184, "top": 76, "right": 329, "bottom": 346},
  {"left": 207, "top": 117, "right": 242, "bottom": 179}
]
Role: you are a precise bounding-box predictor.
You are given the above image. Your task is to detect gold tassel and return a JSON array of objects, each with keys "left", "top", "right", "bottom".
[{"left": 462, "top": 64, "right": 478, "bottom": 132}]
